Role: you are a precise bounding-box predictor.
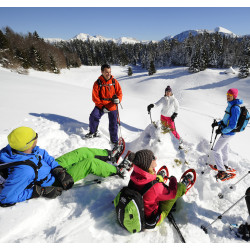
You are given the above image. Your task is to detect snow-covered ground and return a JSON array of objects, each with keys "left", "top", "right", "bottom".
[{"left": 0, "top": 64, "right": 250, "bottom": 244}]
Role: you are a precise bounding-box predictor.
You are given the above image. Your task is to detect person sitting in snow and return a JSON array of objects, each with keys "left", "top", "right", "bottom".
[
  {"left": 147, "top": 86, "right": 181, "bottom": 143},
  {"left": 0, "top": 126, "right": 126, "bottom": 207},
  {"left": 85, "top": 64, "right": 123, "bottom": 148},
  {"left": 125, "top": 149, "right": 190, "bottom": 228},
  {"left": 211, "top": 88, "right": 243, "bottom": 181}
]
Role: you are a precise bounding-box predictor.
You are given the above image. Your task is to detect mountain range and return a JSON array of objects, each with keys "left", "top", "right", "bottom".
[{"left": 45, "top": 26, "right": 240, "bottom": 44}]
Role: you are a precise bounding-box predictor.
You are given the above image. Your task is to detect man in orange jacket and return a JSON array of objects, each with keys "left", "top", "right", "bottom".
[{"left": 85, "top": 64, "right": 123, "bottom": 146}]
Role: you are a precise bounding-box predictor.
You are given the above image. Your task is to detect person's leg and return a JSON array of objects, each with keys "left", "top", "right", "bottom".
[
  {"left": 156, "top": 183, "right": 186, "bottom": 226},
  {"left": 108, "top": 109, "right": 118, "bottom": 143},
  {"left": 221, "top": 135, "right": 233, "bottom": 166},
  {"left": 161, "top": 115, "right": 180, "bottom": 140},
  {"left": 245, "top": 187, "right": 250, "bottom": 217},
  {"left": 56, "top": 147, "right": 109, "bottom": 167},
  {"left": 213, "top": 135, "right": 233, "bottom": 171},
  {"left": 89, "top": 106, "right": 104, "bottom": 134}
]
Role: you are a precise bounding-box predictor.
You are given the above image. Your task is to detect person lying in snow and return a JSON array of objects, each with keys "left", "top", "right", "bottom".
[
  {"left": 125, "top": 149, "right": 190, "bottom": 227},
  {"left": 0, "top": 126, "right": 125, "bottom": 207}
]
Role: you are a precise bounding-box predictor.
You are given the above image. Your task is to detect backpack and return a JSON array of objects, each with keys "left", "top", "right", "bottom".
[
  {"left": 97, "top": 78, "right": 116, "bottom": 101},
  {"left": 114, "top": 180, "right": 160, "bottom": 233},
  {"left": 229, "top": 105, "right": 250, "bottom": 132}
]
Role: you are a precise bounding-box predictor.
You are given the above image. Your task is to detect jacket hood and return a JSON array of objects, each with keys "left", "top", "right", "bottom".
[
  {"left": 130, "top": 165, "right": 156, "bottom": 187},
  {"left": 0, "top": 145, "right": 39, "bottom": 163},
  {"left": 229, "top": 99, "right": 243, "bottom": 106}
]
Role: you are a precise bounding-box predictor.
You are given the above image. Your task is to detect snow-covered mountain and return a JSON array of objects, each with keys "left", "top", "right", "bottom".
[
  {"left": 46, "top": 26, "right": 239, "bottom": 45},
  {"left": 172, "top": 26, "right": 237, "bottom": 42}
]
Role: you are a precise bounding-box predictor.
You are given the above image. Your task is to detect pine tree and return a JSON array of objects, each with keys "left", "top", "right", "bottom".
[
  {"left": 49, "top": 54, "right": 60, "bottom": 74},
  {"left": 0, "top": 30, "right": 9, "bottom": 49},
  {"left": 128, "top": 66, "right": 133, "bottom": 76},
  {"left": 238, "top": 58, "right": 249, "bottom": 78},
  {"left": 148, "top": 61, "right": 156, "bottom": 75},
  {"left": 189, "top": 51, "right": 200, "bottom": 73}
]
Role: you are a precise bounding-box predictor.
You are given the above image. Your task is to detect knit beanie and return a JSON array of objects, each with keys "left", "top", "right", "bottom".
[
  {"left": 129, "top": 149, "right": 154, "bottom": 172},
  {"left": 227, "top": 88, "right": 238, "bottom": 99},
  {"left": 8, "top": 126, "right": 37, "bottom": 151},
  {"left": 165, "top": 86, "right": 172, "bottom": 92}
]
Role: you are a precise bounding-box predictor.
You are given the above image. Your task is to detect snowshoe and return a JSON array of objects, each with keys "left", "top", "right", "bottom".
[
  {"left": 111, "top": 137, "right": 125, "bottom": 163},
  {"left": 84, "top": 131, "right": 101, "bottom": 139},
  {"left": 209, "top": 164, "right": 236, "bottom": 173},
  {"left": 179, "top": 169, "right": 196, "bottom": 194},
  {"left": 157, "top": 166, "right": 169, "bottom": 184},
  {"left": 117, "top": 150, "right": 133, "bottom": 172},
  {"left": 215, "top": 171, "right": 236, "bottom": 182}
]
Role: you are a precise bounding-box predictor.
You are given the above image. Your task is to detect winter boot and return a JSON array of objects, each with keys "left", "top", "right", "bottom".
[
  {"left": 117, "top": 151, "right": 133, "bottom": 172},
  {"left": 85, "top": 131, "right": 100, "bottom": 139},
  {"left": 181, "top": 174, "right": 193, "bottom": 188},
  {"left": 215, "top": 171, "right": 236, "bottom": 181},
  {"left": 110, "top": 138, "right": 125, "bottom": 163},
  {"left": 237, "top": 223, "right": 250, "bottom": 241}
]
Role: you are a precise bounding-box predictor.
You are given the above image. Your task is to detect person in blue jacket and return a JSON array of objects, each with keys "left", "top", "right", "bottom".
[
  {"left": 211, "top": 88, "right": 242, "bottom": 181},
  {"left": 0, "top": 127, "right": 126, "bottom": 207}
]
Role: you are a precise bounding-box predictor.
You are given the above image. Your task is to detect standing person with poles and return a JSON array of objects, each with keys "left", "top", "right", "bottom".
[
  {"left": 211, "top": 88, "right": 243, "bottom": 181},
  {"left": 147, "top": 86, "right": 181, "bottom": 143},
  {"left": 85, "top": 64, "right": 123, "bottom": 149}
]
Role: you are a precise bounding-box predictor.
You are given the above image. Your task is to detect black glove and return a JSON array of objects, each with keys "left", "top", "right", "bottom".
[
  {"left": 52, "top": 166, "right": 74, "bottom": 190},
  {"left": 111, "top": 94, "right": 120, "bottom": 104},
  {"left": 212, "top": 121, "right": 218, "bottom": 128},
  {"left": 216, "top": 127, "right": 222, "bottom": 134},
  {"left": 171, "top": 112, "right": 177, "bottom": 121},
  {"left": 32, "top": 185, "right": 63, "bottom": 199},
  {"left": 147, "top": 104, "right": 154, "bottom": 113}
]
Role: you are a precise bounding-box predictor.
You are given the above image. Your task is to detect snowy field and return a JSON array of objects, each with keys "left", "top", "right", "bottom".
[{"left": 0, "top": 64, "right": 250, "bottom": 245}]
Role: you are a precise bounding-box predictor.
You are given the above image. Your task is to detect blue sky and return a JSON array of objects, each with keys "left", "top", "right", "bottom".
[{"left": 0, "top": 7, "right": 250, "bottom": 41}]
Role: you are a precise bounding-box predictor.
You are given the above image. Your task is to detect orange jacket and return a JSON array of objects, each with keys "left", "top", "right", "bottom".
[{"left": 92, "top": 75, "right": 122, "bottom": 111}]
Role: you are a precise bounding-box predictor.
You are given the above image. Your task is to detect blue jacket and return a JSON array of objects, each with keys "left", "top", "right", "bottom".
[
  {"left": 219, "top": 99, "right": 243, "bottom": 135},
  {"left": 0, "top": 145, "right": 60, "bottom": 205}
]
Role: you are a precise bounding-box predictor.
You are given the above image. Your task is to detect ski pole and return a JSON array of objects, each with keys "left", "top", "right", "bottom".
[
  {"left": 201, "top": 120, "right": 217, "bottom": 174},
  {"left": 201, "top": 194, "right": 247, "bottom": 234},
  {"left": 168, "top": 212, "right": 186, "bottom": 243},
  {"left": 116, "top": 104, "right": 123, "bottom": 138},
  {"left": 218, "top": 171, "right": 250, "bottom": 199},
  {"left": 148, "top": 110, "right": 157, "bottom": 128}
]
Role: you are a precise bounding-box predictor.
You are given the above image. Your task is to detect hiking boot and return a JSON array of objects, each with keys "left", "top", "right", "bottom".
[
  {"left": 118, "top": 151, "right": 133, "bottom": 171},
  {"left": 181, "top": 174, "right": 193, "bottom": 188},
  {"left": 85, "top": 131, "right": 100, "bottom": 139},
  {"left": 110, "top": 138, "right": 125, "bottom": 163},
  {"left": 215, "top": 171, "right": 228, "bottom": 181},
  {"left": 224, "top": 165, "right": 236, "bottom": 173}
]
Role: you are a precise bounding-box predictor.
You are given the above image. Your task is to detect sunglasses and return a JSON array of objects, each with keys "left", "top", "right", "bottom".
[
  {"left": 152, "top": 155, "right": 157, "bottom": 160},
  {"left": 26, "top": 133, "right": 38, "bottom": 145},
  {"left": 227, "top": 93, "right": 233, "bottom": 97}
]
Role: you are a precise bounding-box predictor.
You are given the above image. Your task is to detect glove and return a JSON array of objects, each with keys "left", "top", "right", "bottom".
[
  {"left": 216, "top": 127, "right": 222, "bottom": 134},
  {"left": 212, "top": 121, "right": 218, "bottom": 128},
  {"left": 147, "top": 104, "right": 154, "bottom": 113},
  {"left": 52, "top": 166, "right": 74, "bottom": 190},
  {"left": 102, "top": 107, "right": 110, "bottom": 113},
  {"left": 171, "top": 112, "right": 177, "bottom": 121},
  {"left": 32, "top": 185, "right": 63, "bottom": 199},
  {"left": 111, "top": 94, "right": 120, "bottom": 104}
]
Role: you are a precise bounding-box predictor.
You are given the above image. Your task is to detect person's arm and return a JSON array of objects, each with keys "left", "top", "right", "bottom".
[
  {"left": 0, "top": 166, "right": 35, "bottom": 205},
  {"left": 155, "top": 176, "right": 178, "bottom": 201},
  {"left": 154, "top": 97, "right": 164, "bottom": 108},
  {"left": 222, "top": 106, "right": 241, "bottom": 134},
  {"left": 92, "top": 81, "right": 103, "bottom": 110},
  {"left": 114, "top": 79, "right": 123, "bottom": 103}
]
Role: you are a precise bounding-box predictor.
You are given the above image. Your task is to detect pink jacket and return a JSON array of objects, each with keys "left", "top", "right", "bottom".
[{"left": 130, "top": 165, "right": 178, "bottom": 218}]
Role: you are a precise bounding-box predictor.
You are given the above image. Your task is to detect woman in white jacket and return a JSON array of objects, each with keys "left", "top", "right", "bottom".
[{"left": 147, "top": 86, "right": 180, "bottom": 140}]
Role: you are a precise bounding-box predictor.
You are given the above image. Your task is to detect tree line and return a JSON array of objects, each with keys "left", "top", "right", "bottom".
[{"left": 0, "top": 26, "right": 249, "bottom": 77}]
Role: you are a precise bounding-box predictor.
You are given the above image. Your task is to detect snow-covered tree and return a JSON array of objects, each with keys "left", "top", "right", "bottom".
[
  {"left": 128, "top": 66, "right": 133, "bottom": 76},
  {"left": 238, "top": 58, "right": 249, "bottom": 78},
  {"left": 148, "top": 61, "right": 156, "bottom": 75}
]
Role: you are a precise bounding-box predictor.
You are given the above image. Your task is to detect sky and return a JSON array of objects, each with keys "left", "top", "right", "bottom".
[{"left": 0, "top": 2, "right": 250, "bottom": 41}]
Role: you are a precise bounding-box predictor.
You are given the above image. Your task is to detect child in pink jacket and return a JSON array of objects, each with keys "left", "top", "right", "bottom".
[{"left": 128, "top": 149, "right": 186, "bottom": 227}]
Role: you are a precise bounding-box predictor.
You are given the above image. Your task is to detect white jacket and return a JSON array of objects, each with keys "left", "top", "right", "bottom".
[{"left": 154, "top": 94, "right": 179, "bottom": 117}]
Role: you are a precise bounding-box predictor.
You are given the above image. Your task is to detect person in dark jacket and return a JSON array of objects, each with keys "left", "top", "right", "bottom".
[
  {"left": 85, "top": 64, "right": 123, "bottom": 146},
  {"left": 211, "top": 88, "right": 243, "bottom": 181},
  {"left": 0, "top": 127, "right": 125, "bottom": 207}
]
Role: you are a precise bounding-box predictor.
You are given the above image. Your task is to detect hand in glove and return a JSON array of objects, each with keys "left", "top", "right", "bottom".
[
  {"left": 147, "top": 104, "right": 154, "bottom": 113},
  {"left": 102, "top": 107, "right": 110, "bottom": 113},
  {"left": 32, "top": 185, "right": 63, "bottom": 199},
  {"left": 111, "top": 94, "right": 120, "bottom": 104},
  {"left": 171, "top": 112, "right": 177, "bottom": 121},
  {"left": 212, "top": 121, "right": 218, "bottom": 128},
  {"left": 216, "top": 127, "right": 222, "bottom": 134},
  {"left": 52, "top": 166, "right": 74, "bottom": 190}
]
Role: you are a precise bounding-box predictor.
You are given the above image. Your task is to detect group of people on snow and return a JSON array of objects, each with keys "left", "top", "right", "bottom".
[{"left": 0, "top": 64, "right": 250, "bottom": 240}]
